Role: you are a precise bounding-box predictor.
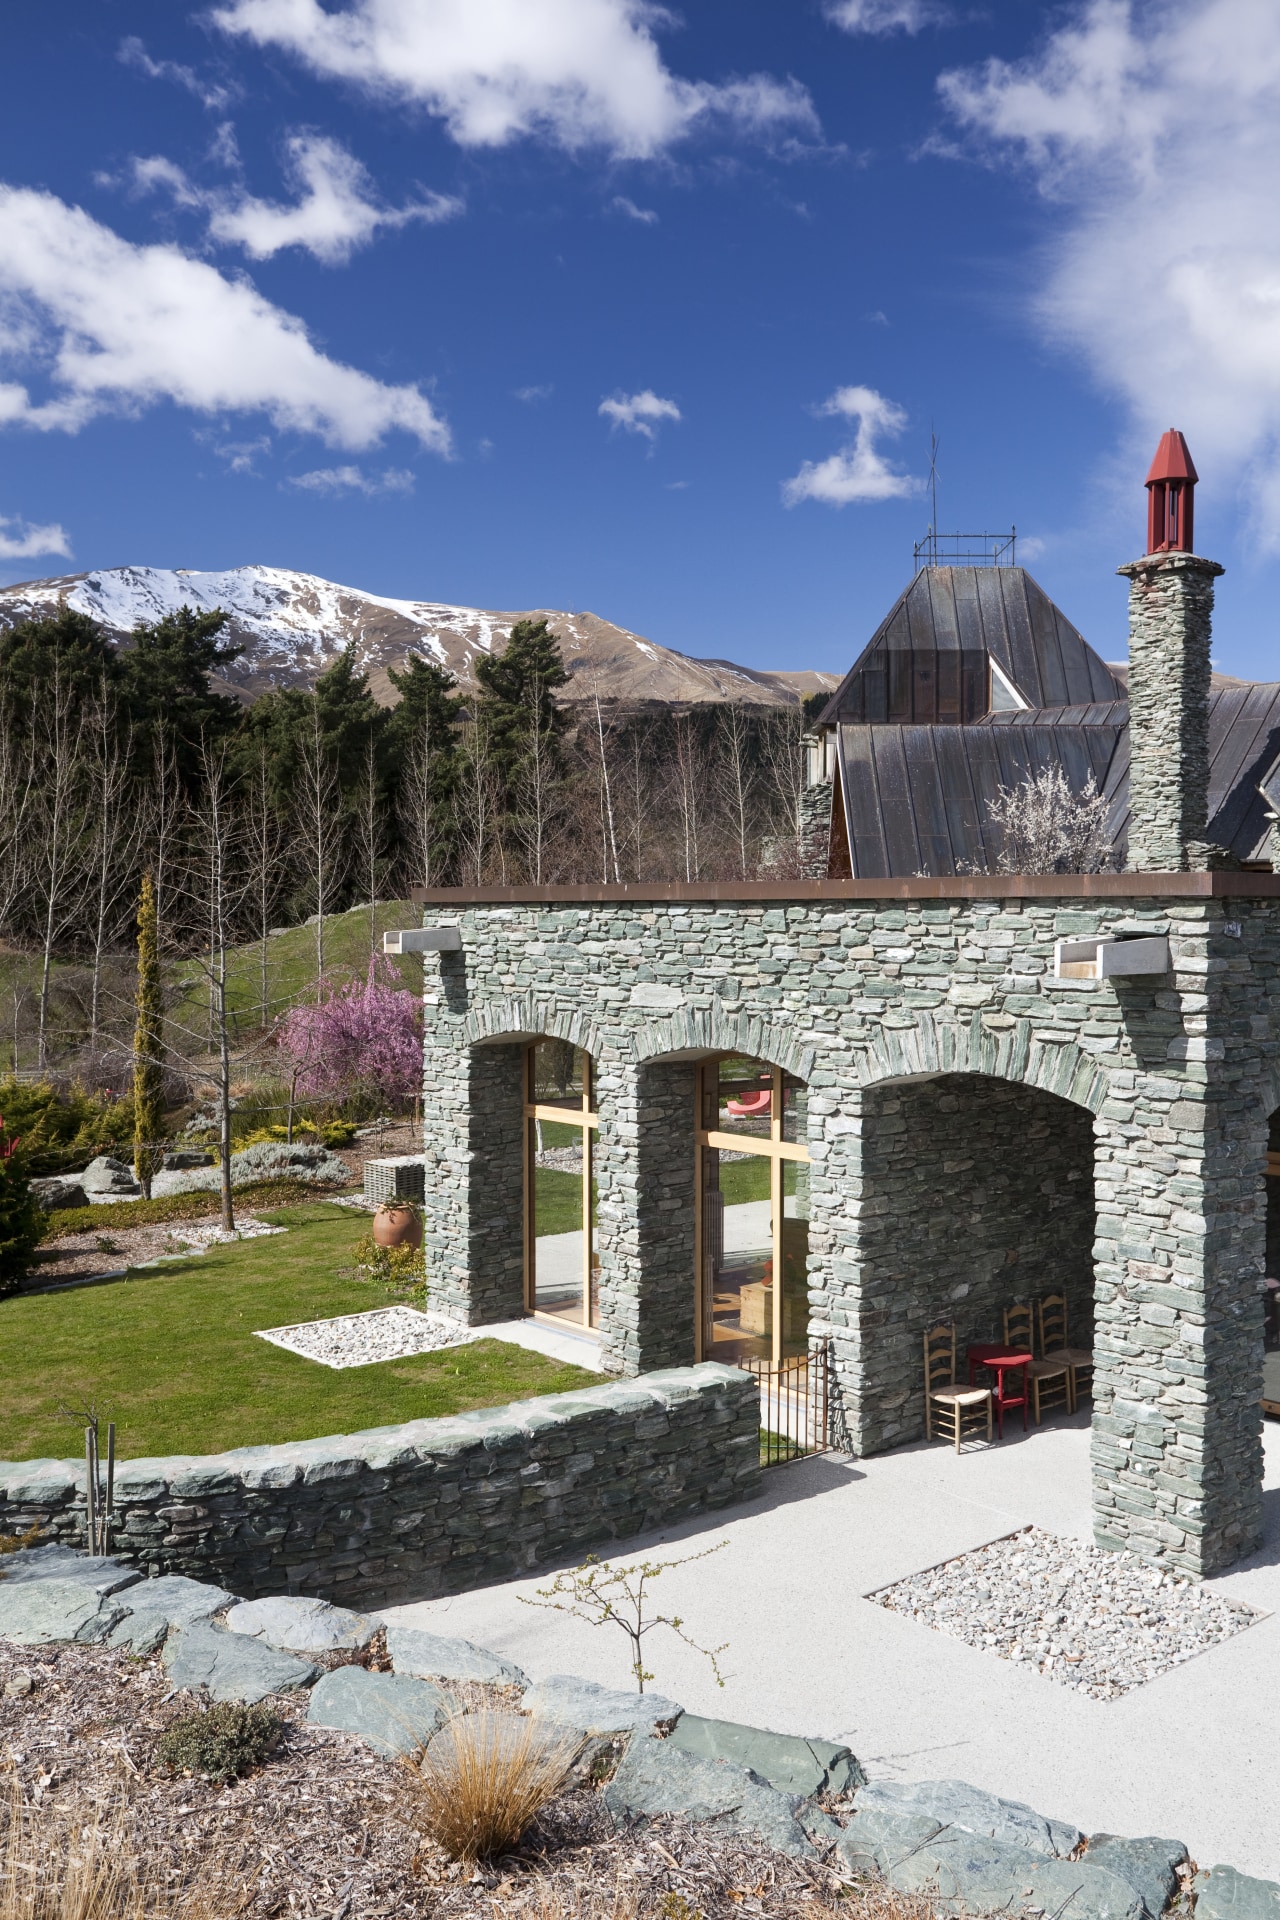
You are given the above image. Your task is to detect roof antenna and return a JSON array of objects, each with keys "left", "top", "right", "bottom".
[{"left": 927, "top": 428, "right": 940, "bottom": 567}]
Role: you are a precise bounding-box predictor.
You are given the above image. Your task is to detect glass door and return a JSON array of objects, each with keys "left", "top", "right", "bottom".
[
  {"left": 525, "top": 1040, "right": 599, "bottom": 1332},
  {"left": 696, "top": 1056, "right": 810, "bottom": 1366}
]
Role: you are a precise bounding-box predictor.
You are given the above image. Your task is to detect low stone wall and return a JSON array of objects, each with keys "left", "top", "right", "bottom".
[{"left": 0, "top": 1365, "right": 759, "bottom": 1610}]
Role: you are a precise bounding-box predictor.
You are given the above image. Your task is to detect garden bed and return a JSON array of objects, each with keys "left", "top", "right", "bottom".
[
  {"left": 1, "top": 1202, "right": 603, "bottom": 1460},
  {"left": 0, "top": 1635, "right": 870, "bottom": 1920}
]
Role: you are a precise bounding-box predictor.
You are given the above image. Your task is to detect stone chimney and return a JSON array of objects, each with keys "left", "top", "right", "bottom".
[{"left": 1119, "top": 430, "right": 1224, "bottom": 872}]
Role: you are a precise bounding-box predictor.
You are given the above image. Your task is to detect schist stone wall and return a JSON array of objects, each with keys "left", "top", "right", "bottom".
[
  {"left": 416, "top": 881, "right": 1280, "bottom": 1576},
  {"left": 0, "top": 1368, "right": 759, "bottom": 1608}
]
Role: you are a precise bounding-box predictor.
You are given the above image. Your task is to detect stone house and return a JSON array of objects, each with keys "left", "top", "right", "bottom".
[{"left": 410, "top": 434, "right": 1280, "bottom": 1580}]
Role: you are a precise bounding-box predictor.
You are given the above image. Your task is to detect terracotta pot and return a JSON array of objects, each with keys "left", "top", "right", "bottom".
[{"left": 372, "top": 1204, "right": 423, "bottom": 1251}]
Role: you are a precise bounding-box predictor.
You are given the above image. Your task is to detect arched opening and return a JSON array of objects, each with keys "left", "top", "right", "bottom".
[
  {"left": 525, "top": 1038, "right": 599, "bottom": 1333},
  {"left": 696, "top": 1054, "right": 811, "bottom": 1367},
  {"left": 846, "top": 1071, "right": 1095, "bottom": 1454}
]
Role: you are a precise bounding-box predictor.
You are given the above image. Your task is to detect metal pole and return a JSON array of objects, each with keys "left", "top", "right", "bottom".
[
  {"left": 84, "top": 1427, "right": 98, "bottom": 1555},
  {"left": 105, "top": 1424, "right": 116, "bottom": 1554}
]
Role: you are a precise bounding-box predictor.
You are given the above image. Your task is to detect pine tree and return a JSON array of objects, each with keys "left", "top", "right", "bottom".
[
  {"left": 473, "top": 618, "right": 569, "bottom": 793},
  {"left": 132, "top": 873, "right": 165, "bottom": 1200}
]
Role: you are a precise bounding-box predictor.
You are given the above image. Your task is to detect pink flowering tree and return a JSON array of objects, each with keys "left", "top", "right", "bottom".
[{"left": 278, "top": 961, "right": 422, "bottom": 1108}]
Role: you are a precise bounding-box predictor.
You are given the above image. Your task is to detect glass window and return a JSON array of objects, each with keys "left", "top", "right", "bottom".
[
  {"left": 526, "top": 1044, "right": 597, "bottom": 1331},
  {"left": 696, "top": 1055, "right": 811, "bottom": 1369},
  {"left": 530, "top": 1038, "right": 588, "bottom": 1110}
]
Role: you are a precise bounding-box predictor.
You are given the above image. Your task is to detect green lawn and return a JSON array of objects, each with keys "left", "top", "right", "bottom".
[{"left": 1, "top": 1204, "right": 603, "bottom": 1461}]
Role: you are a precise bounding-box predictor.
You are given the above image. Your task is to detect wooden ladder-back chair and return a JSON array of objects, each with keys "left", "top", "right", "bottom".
[
  {"left": 1038, "top": 1293, "right": 1094, "bottom": 1404},
  {"left": 1003, "top": 1303, "right": 1073, "bottom": 1422},
  {"left": 924, "top": 1323, "right": 993, "bottom": 1451}
]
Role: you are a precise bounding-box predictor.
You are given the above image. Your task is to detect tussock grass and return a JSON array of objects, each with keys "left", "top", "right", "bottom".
[
  {"left": 0, "top": 1772, "right": 244, "bottom": 1920},
  {"left": 404, "top": 1711, "right": 578, "bottom": 1863}
]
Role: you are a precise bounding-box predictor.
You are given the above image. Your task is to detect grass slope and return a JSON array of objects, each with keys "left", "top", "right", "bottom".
[
  {"left": 170, "top": 901, "right": 422, "bottom": 1042},
  {"left": 1, "top": 1203, "right": 602, "bottom": 1460}
]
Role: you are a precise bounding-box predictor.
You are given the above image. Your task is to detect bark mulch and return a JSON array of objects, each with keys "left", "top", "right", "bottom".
[{"left": 0, "top": 1637, "right": 930, "bottom": 1920}]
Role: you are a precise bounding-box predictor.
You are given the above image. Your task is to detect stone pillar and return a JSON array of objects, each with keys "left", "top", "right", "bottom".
[
  {"left": 422, "top": 1035, "right": 525, "bottom": 1326},
  {"left": 595, "top": 1058, "right": 697, "bottom": 1376},
  {"left": 1119, "top": 552, "right": 1224, "bottom": 871},
  {"left": 1091, "top": 1016, "right": 1265, "bottom": 1577}
]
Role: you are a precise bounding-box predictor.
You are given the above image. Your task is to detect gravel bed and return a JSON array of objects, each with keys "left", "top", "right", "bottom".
[
  {"left": 0, "top": 1637, "right": 869, "bottom": 1920},
  {"left": 870, "top": 1524, "right": 1262, "bottom": 1699},
  {"left": 26, "top": 1217, "right": 285, "bottom": 1289},
  {"left": 255, "top": 1304, "right": 479, "bottom": 1369}
]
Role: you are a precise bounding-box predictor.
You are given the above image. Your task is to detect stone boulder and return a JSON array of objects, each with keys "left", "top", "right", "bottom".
[
  {"left": 838, "top": 1810, "right": 1144, "bottom": 1920},
  {"left": 854, "top": 1777, "right": 1081, "bottom": 1857},
  {"left": 163, "top": 1622, "right": 318, "bottom": 1703},
  {"left": 307, "top": 1667, "right": 447, "bottom": 1756},
  {"left": 80, "top": 1156, "right": 141, "bottom": 1200},
  {"left": 386, "top": 1626, "right": 527, "bottom": 1689},
  {"left": 603, "top": 1734, "right": 838, "bottom": 1860},
  {"left": 520, "top": 1675, "right": 682, "bottom": 1736},
  {"left": 161, "top": 1151, "right": 215, "bottom": 1171},
  {"left": 666, "top": 1713, "right": 865, "bottom": 1798},
  {"left": 108, "top": 1575, "right": 239, "bottom": 1654},
  {"left": 0, "top": 1546, "right": 143, "bottom": 1644},
  {"left": 1086, "top": 1835, "right": 1189, "bottom": 1919},
  {"left": 225, "top": 1596, "right": 377, "bottom": 1653},
  {"left": 28, "top": 1176, "right": 88, "bottom": 1212},
  {"left": 1194, "top": 1866, "right": 1280, "bottom": 1920}
]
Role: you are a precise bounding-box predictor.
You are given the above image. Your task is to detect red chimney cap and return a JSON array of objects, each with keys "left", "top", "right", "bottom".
[{"left": 1145, "top": 430, "right": 1198, "bottom": 487}]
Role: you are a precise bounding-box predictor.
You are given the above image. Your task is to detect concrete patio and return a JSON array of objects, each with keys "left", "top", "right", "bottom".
[{"left": 381, "top": 1410, "right": 1280, "bottom": 1881}]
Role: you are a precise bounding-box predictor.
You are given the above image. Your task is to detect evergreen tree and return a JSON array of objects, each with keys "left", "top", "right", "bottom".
[
  {"left": 132, "top": 873, "right": 165, "bottom": 1200},
  {"left": 0, "top": 1113, "right": 40, "bottom": 1297},
  {"left": 473, "top": 617, "right": 569, "bottom": 802},
  {"left": 0, "top": 607, "right": 121, "bottom": 727},
  {"left": 119, "top": 607, "right": 244, "bottom": 789}
]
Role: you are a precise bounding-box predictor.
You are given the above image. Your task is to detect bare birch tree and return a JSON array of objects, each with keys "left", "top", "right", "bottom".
[
  {"left": 400, "top": 719, "right": 451, "bottom": 890},
  {"left": 295, "top": 701, "right": 346, "bottom": 1001},
  {"left": 716, "top": 702, "right": 757, "bottom": 880},
  {"left": 670, "top": 712, "right": 705, "bottom": 883},
  {"left": 456, "top": 712, "right": 500, "bottom": 886},
  {"left": 352, "top": 734, "right": 387, "bottom": 953},
  {"left": 0, "top": 686, "right": 36, "bottom": 941},
  {"left": 181, "top": 740, "right": 248, "bottom": 1232},
  {"left": 515, "top": 685, "right": 564, "bottom": 885},
  {"left": 592, "top": 696, "right": 621, "bottom": 885},
  {"left": 83, "top": 690, "right": 142, "bottom": 1054},
  {"left": 242, "top": 738, "right": 284, "bottom": 1030},
  {"left": 760, "top": 707, "right": 807, "bottom": 874},
  {"left": 148, "top": 721, "right": 184, "bottom": 949},
  {"left": 27, "top": 663, "right": 92, "bottom": 1066}
]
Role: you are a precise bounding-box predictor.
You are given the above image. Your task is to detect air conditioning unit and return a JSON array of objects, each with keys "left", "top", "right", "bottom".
[{"left": 1053, "top": 935, "right": 1169, "bottom": 980}]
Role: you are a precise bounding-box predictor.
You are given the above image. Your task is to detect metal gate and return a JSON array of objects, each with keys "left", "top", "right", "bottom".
[{"left": 745, "top": 1339, "right": 834, "bottom": 1467}]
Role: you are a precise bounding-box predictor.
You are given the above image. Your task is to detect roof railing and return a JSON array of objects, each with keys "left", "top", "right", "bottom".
[{"left": 913, "top": 529, "right": 1017, "bottom": 568}]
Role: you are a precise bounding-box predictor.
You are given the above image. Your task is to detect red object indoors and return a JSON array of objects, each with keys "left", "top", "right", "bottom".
[
  {"left": 1145, "top": 429, "right": 1199, "bottom": 554},
  {"left": 967, "top": 1342, "right": 1031, "bottom": 1437}
]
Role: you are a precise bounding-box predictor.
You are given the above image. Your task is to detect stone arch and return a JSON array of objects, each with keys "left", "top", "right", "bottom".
[
  {"left": 632, "top": 1004, "right": 815, "bottom": 1080},
  {"left": 848, "top": 1008, "right": 1111, "bottom": 1116},
  {"left": 463, "top": 995, "right": 608, "bottom": 1063}
]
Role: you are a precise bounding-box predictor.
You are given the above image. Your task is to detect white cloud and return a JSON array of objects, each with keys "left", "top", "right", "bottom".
[
  {"left": 938, "top": 0, "right": 1280, "bottom": 548},
  {"left": 514, "top": 383, "right": 553, "bottom": 402},
  {"left": 0, "top": 185, "right": 449, "bottom": 452},
  {"left": 128, "top": 134, "right": 461, "bottom": 265},
  {"left": 782, "top": 385, "right": 923, "bottom": 506},
  {"left": 599, "top": 389, "right": 681, "bottom": 441},
  {"left": 0, "top": 513, "right": 71, "bottom": 561},
  {"left": 288, "top": 464, "right": 414, "bottom": 494},
  {"left": 611, "top": 194, "right": 658, "bottom": 224},
  {"left": 118, "top": 36, "right": 240, "bottom": 112},
  {"left": 826, "top": 0, "right": 949, "bottom": 32},
  {"left": 211, "top": 0, "right": 818, "bottom": 160}
]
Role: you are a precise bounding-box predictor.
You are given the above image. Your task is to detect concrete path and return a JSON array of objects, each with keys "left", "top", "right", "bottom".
[{"left": 381, "top": 1411, "right": 1280, "bottom": 1879}]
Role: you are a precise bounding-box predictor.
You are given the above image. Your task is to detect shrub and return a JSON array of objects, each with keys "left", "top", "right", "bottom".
[
  {"left": 0, "top": 1115, "right": 40, "bottom": 1297},
  {"left": 0, "top": 1077, "right": 137, "bottom": 1177},
  {"left": 157, "top": 1701, "right": 282, "bottom": 1783},
  {"left": 239, "top": 1118, "right": 358, "bottom": 1150},
  {"left": 403, "top": 1710, "right": 576, "bottom": 1862},
  {"left": 278, "top": 961, "right": 421, "bottom": 1107},
  {"left": 345, "top": 1231, "right": 427, "bottom": 1301}
]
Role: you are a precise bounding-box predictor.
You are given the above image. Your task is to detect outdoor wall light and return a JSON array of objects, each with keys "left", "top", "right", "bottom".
[
  {"left": 383, "top": 927, "right": 463, "bottom": 954},
  {"left": 1053, "top": 935, "right": 1170, "bottom": 980}
]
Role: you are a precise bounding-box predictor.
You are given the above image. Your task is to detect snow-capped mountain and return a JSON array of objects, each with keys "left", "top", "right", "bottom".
[{"left": 0, "top": 564, "right": 838, "bottom": 709}]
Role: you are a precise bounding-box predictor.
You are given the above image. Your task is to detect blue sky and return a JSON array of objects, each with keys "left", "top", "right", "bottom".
[{"left": 3, "top": 0, "right": 1279, "bottom": 681}]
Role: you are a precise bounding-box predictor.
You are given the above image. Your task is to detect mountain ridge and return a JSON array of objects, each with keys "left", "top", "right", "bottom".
[{"left": 0, "top": 563, "right": 838, "bottom": 710}]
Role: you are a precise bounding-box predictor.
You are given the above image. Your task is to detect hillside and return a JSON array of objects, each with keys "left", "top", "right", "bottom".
[{"left": 0, "top": 563, "right": 839, "bottom": 710}]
